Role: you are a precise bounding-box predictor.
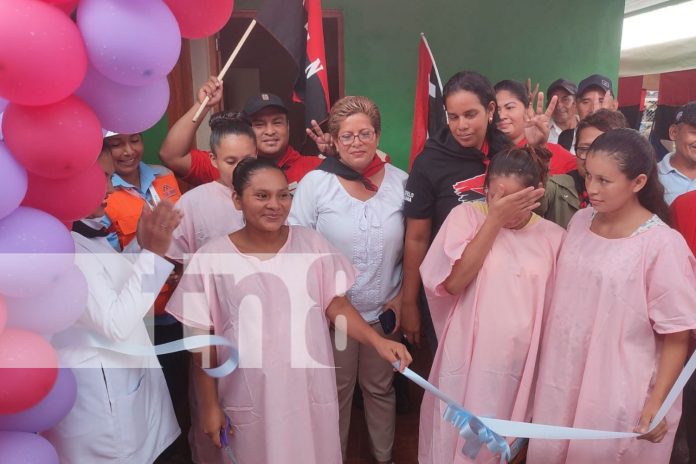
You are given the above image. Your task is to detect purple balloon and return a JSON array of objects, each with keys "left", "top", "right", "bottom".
[
  {"left": 0, "top": 368, "right": 77, "bottom": 432},
  {"left": 0, "top": 431, "right": 59, "bottom": 464},
  {"left": 0, "top": 97, "right": 7, "bottom": 113},
  {"left": 0, "top": 207, "right": 75, "bottom": 298},
  {"left": 0, "top": 142, "right": 28, "bottom": 220},
  {"left": 6, "top": 266, "right": 87, "bottom": 334},
  {"left": 75, "top": 64, "right": 170, "bottom": 134},
  {"left": 77, "top": 0, "right": 181, "bottom": 86}
]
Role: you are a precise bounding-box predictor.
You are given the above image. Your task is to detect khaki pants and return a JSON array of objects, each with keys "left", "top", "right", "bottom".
[{"left": 332, "top": 321, "right": 397, "bottom": 462}]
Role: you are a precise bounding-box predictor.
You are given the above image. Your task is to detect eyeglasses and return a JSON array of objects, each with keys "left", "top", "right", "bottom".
[
  {"left": 575, "top": 146, "right": 591, "bottom": 160},
  {"left": 337, "top": 129, "right": 376, "bottom": 146}
]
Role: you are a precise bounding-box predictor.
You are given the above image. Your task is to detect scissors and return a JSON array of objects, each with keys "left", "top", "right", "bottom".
[{"left": 219, "top": 415, "right": 240, "bottom": 464}]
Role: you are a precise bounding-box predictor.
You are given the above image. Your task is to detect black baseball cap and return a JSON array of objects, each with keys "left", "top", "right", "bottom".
[
  {"left": 577, "top": 74, "right": 613, "bottom": 97},
  {"left": 243, "top": 93, "right": 288, "bottom": 117},
  {"left": 547, "top": 78, "right": 577, "bottom": 97},
  {"left": 674, "top": 101, "right": 696, "bottom": 126}
]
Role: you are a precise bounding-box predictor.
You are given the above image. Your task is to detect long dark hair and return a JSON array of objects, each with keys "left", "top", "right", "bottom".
[
  {"left": 493, "top": 79, "right": 529, "bottom": 107},
  {"left": 589, "top": 128, "right": 670, "bottom": 224},
  {"left": 209, "top": 111, "right": 256, "bottom": 155},
  {"left": 231, "top": 156, "right": 286, "bottom": 196},
  {"left": 485, "top": 145, "right": 552, "bottom": 188},
  {"left": 443, "top": 71, "right": 512, "bottom": 155}
]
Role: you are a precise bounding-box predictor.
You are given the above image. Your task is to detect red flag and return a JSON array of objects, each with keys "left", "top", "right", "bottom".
[
  {"left": 256, "top": 0, "right": 330, "bottom": 128},
  {"left": 409, "top": 33, "right": 445, "bottom": 170}
]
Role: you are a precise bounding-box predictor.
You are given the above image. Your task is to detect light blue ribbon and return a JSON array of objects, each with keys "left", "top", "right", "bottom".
[
  {"left": 84, "top": 334, "right": 239, "bottom": 378},
  {"left": 395, "top": 363, "right": 511, "bottom": 462}
]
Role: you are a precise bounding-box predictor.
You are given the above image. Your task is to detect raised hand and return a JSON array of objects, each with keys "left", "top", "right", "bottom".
[
  {"left": 524, "top": 92, "right": 558, "bottom": 146},
  {"left": 487, "top": 185, "right": 545, "bottom": 227},
  {"left": 137, "top": 201, "right": 183, "bottom": 257},
  {"left": 305, "top": 119, "right": 335, "bottom": 155},
  {"left": 198, "top": 76, "right": 223, "bottom": 108},
  {"left": 526, "top": 77, "right": 540, "bottom": 104}
]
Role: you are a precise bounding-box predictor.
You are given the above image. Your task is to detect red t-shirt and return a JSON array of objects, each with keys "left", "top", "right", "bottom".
[
  {"left": 671, "top": 190, "right": 696, "bottom": 255},
  {"left": 181, "top": 147, "right": 321, "bottom": 188},
  {"left": 516, "top": 139, "right": 577, "bottom": 175}
]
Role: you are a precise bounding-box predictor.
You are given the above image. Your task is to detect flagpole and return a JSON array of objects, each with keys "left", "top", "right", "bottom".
[
  {"left": 420, "top": 33, "right": 444, "bottom": 95},
  {"left": 192, "top": 19, "right": 258, "bottom": 123}
]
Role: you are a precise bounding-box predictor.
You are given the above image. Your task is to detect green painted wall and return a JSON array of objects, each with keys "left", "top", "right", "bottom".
[
  {"left": 235, "top": 0, "right": 623, "bottom": 170},
  {"left": 141, "top": 115, "right": 169, "bottom": 165}
]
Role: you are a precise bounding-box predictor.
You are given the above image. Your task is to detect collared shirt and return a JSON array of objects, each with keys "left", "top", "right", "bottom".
[
  {"left": 550, "top": 115, "right": 579, "bottom": 150},
  {"left": 103, "top": 162, "right": 169, "bottom": 250},
  {"left": 657, "top": 152, "right": 696, "bottom": 205}
]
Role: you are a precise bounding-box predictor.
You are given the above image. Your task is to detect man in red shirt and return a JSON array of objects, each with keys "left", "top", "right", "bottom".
[{"left": 159, "top": 77, "right": 323, "bottom": 191}]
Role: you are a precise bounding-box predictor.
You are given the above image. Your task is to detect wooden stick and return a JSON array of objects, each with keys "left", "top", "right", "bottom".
[{"left": 192, "top": 19, "right": 257, "bottom": 122}]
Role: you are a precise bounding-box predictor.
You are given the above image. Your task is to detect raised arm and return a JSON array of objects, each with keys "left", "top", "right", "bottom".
[{"left": 159, "top": 76, "right": 223, "bottom": 177}]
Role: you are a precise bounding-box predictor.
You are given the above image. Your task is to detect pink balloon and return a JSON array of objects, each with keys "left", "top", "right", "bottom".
[
  {"left": 0, "top": 296, "right": 6, "bottom": 334},
  {"left": 6, "top": 266, "right": 87, "bottom": 334},
  {"left": 40, "top": 0, "right": 79, "bottom": 15},
  {"left": 0, "top": 368, "right": 77, "bottom": 432},
  {"left": 0, "top": 142, "right": 28, "bottom": 220},
  {"left": 164, "top": 0, "right": 234, "bottom": 39},
  {"left": 0, "top": 0, "right": 87, "bottom": 106},
  {"left": 22, "top": 162, "right": 106, "bottom": 222},
  {"left": 77, "top": 0, "right": 181, "bottom": 86},
  {"left": 3, "top": 97, "right": 103, "bottom": 179},
  {"left": 0, "top": 207, "right": 75, "bottom": 298},
  {"left": 75, "top": 65, "right": 170, "bottom": 134},
  {"left": 0, "top": 328, "right": 58, "bottom": 414}
]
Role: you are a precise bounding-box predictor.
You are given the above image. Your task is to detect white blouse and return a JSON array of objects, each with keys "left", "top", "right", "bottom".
[{"left": 289, "top": 163, "right": 407, "bottom": 322}]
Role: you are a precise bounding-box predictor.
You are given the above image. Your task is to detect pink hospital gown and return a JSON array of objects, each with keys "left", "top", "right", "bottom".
[
  {"left": 167, "top": 181, "right": 244, "bottom": 261},
  {"left": 167, "top": 226, "right": 356, "bottom": 464},
  {"left": 528, "top": 208, "right": 696, "bottom": 463},
  {"left": 418, "top": 202, "right": 565, "bottom": 463}
]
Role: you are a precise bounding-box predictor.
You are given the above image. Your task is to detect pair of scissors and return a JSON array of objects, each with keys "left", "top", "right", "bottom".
[{"left": 219, "top": 415, "right": 240, "bottom": 464}]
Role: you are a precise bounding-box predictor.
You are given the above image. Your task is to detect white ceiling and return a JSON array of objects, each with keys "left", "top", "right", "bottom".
[{"left": 625, "top": 0, "right": 676, "bottom": 14}]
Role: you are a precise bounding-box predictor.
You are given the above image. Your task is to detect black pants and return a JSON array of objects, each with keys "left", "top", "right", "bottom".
[{"left": 154, "top": 321, "right": 192, "bottom": 463}]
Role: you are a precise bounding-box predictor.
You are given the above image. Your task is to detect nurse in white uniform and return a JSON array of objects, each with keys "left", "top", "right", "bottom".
[{"left": 44, "top": 151, "right": 181, "bottom": 463}]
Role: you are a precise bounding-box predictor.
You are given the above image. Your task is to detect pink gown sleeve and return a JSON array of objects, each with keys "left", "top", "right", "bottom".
[
  {"left": 167, "top": 195, "right": 194, "bottom": 262},
  {"left": 166, "top": 250, "right": 215, "bottom": 331},
  {"left": 420, "top": 203, "right": 483, "bottom": 298},
  {"left": 647, "top": 230, "right": 696, "bottom": 334},
  {"left": 304, "top": 229, "right": 357, "bottom": 311},
  {"left": 420, "top": 203, "right": 483, "bottom": 340}
]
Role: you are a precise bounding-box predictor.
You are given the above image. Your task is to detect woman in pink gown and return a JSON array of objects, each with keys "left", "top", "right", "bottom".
[
  {"left": 418, "top": 146, "right": 565, "bottom": 463},
  {"left": 529, "top": 129, "right": 696, "bottom": 463},
  {"left": 167, "top": 157, "right": 412, "bottom": 464},
  {"left": 167, "top": 112, "right": 256, "bottom": 262}
]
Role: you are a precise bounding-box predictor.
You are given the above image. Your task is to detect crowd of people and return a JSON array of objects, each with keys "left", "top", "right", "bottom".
[{"left": 48, "top": 69, "right": 696, "bottom": 464}]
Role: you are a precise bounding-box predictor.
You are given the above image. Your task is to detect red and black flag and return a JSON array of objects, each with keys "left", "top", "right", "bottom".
[
  {"left": 409, "top": 33, "right": 446, "bottom": 170},
  {"left": 256, "top": 0, "right": 330, "bottom": 128}
]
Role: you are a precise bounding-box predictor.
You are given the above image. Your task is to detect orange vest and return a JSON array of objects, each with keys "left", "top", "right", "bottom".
[
  {"left": 105, "top": 170, "right": 182, "bottom": 316},
  {"left": 105, "top": 172, "right": 182, "bottom": 249}
]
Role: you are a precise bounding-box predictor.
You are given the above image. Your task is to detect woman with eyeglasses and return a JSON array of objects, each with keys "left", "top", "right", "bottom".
[
  {"left": 537, "top": 109, "right": 629, "bottom": 228},
  {"left": 290, "top": 96, "right": 407, "bottom": 464}
]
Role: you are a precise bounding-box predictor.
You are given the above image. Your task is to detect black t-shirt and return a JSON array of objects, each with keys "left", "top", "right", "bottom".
[{"left": 404, "top": 126, "right": 488, "bottom": 237}]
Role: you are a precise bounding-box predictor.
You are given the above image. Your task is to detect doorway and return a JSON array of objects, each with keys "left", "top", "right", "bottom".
[{"left": 214, "top": 10, "right": 344, "bottom": 154}]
